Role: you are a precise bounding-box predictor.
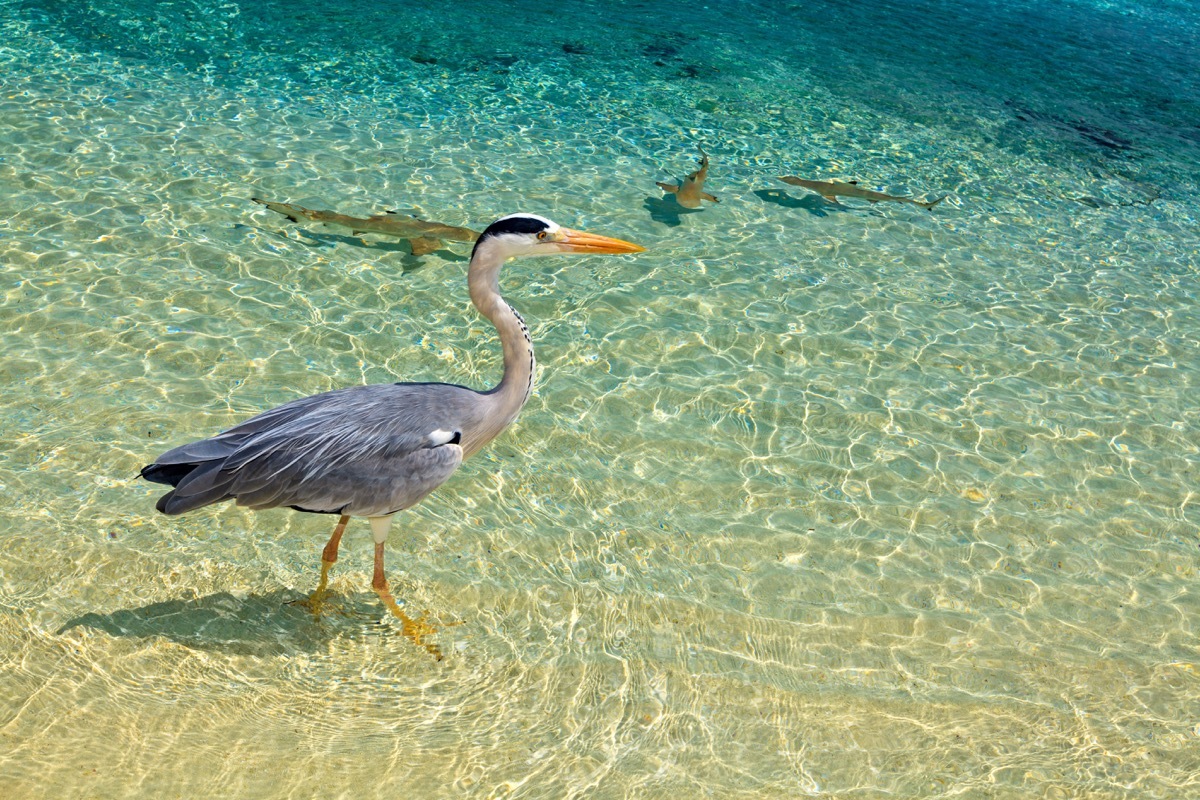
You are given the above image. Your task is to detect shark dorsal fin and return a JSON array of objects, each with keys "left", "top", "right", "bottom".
[
  {"left": 849, "top": 181, "right": 858, "bottom": 185},
  {"left": 385, "top": 210, "right": 397, "bottom": 215}
]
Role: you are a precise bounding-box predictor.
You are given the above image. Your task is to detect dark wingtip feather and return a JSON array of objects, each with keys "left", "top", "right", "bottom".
[
  {"left": 143, "top": 463, "right": 222, "bottom": 515},
  {"left": 141, "top": 463, "right": 194, "bottom": 487},
  {"left": 154, "top": 487, "right": 229, "bottom": 516},
  {"left": 155, "top": 491, "right": 175, "bottom": 514}
]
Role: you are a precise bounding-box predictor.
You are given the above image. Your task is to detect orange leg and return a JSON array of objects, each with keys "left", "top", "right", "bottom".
[
  {"left": 371, "top": 539, "right": 445, "bottom": 660},
  {"left": 292, "top": 515, "right": 349, "bottom": 615},
  {"left": 318, "top": 514, "right": 350, "bottom": 581}
]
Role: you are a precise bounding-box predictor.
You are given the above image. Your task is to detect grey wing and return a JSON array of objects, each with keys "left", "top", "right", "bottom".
[
  {"left": 143, "top": 383, "right": 472, "bottom": 517},
  {"left": 225, "top": 424, "right": 464, "bottom": 517}
]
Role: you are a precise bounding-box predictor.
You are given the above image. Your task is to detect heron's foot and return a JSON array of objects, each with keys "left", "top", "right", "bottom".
[
  {"left": 289, "top": 587, "right": 331, "bottom": 616},
  {"left": 373, "top": 586, "right": 463, "bottom": 661},
  {"left": 288, "top": 559, "right": 336, "bottom": 616}
]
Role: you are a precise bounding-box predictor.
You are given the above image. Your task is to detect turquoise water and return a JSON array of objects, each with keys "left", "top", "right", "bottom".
[{"left": 2, "top": 0, "right": 1199, "bottom": 796}]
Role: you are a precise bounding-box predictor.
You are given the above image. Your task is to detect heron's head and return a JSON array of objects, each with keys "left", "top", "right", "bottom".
[{"left": 472, "top": 213, "right": 645, "bottom": 261}]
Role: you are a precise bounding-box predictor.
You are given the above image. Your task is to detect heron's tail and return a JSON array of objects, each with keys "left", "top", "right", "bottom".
[
  {"left": 140, "top": 462, "right": 193, "bottom": 488},
  {"left": 141, "top": 435, "right": 244, "bottom": 515},
  {"left": 141, "top": 460, "right": 235, "bottom": 515}
]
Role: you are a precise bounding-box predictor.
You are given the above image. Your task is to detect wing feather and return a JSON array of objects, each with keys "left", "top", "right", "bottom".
[{"left": 145, "top": 383, "right": 477, "bottom": 517}]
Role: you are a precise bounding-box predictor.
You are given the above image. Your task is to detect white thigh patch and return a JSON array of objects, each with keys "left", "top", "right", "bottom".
[
  {"left": 369, "top": 516, "right": 394, "bottom": 544},
  {"left": 428, "top": 428, "right": 459, "bottom": 447}
]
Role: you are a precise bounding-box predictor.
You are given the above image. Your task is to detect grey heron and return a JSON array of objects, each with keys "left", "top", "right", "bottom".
[{"left": 141, "top": 213, "right": 645, "bottom": 658}]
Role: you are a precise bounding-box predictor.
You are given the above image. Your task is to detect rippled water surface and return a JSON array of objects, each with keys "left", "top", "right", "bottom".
[{"left": 3, "top": 0, "right": 1199, "bottom": 797}]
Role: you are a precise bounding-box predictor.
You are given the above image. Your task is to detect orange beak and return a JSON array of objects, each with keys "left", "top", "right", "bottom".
[{"left": 555, "top": 227, "right": 646, "bottom": 255}]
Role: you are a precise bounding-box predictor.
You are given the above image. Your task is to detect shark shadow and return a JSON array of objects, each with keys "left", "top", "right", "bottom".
[
  {"left": 56, "top": 588, "right": 395, "bottom": 657},
  {"left": 754, "top": 189, "right": 846, "bottom": 217},
  {"left": 291, "top": 227, "right": 412, "bottom": 253},
  {"left": 643, "top": 195, "right": 705, "bottom": 227},
  {"left": 245, "top": 224, "right": 466, "bottom": 273},
  {"left": 1004, "top": 100, "right": 1136, "bottom": 157}
]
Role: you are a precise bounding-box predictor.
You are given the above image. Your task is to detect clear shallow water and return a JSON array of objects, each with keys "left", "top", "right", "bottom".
[{"left": 2, "top": 0, "right": 1199, "bottom": 796}]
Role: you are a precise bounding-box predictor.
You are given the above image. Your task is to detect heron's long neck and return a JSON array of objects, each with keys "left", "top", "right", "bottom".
[{"left": 468, "top": 258, "right": 535, "bottom": 447}]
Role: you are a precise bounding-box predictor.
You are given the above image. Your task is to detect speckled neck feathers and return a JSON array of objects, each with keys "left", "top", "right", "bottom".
[{"left": 465, "top": 236, "right": 536, "bottom": 454}]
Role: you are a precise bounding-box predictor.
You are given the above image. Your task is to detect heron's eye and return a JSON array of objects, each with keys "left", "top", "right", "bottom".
[{"left": 536, "top": 231, "right": 547, "bottom": 240}]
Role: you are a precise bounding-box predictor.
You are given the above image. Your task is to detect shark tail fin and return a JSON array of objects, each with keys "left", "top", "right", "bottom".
[
  {"left": 921, "top": 195, "right": 948, "bottom": 211},
  {"left": 253, "top": 197, "right": 304, "bottom": 223}
]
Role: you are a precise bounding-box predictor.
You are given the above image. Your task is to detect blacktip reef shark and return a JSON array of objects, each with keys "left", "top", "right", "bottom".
[
  {"left": 778, "top": 176, "right": 947, "bottom": 210},
  {"left": 252, "top": 197, "right": 480, "bottom": 255},
  {"left": 656, "top": 146, "right": 719, "bottom": 208}
]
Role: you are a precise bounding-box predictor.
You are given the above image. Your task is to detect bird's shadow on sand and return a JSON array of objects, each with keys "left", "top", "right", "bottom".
[
  {"left": 642, "top": 195, "right": 705, "bottom": 227},
  {"left": 57, "top": 589, "right": 391, "bottom": 656},
  {"left": 755, "top": 189, "right": 848, "bottom": 217}
]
